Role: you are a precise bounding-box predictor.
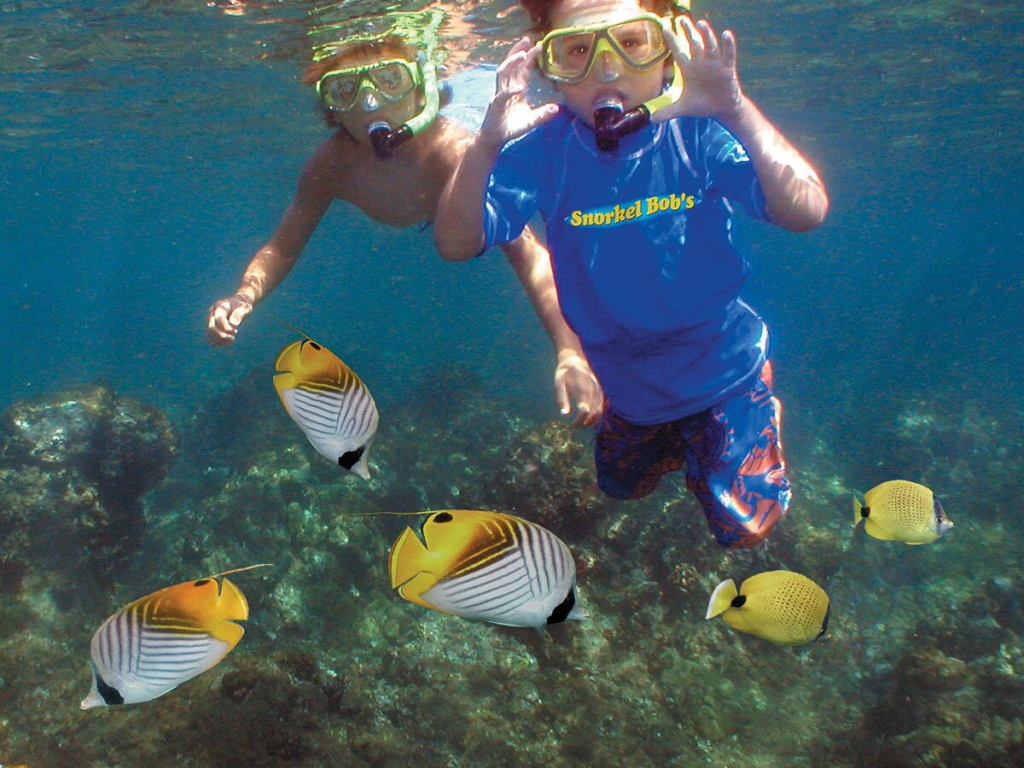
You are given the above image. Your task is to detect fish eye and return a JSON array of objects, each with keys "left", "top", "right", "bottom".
[
  {"left": 309, "top": 342, "right": 322, "bottom": 351},
  {"left": 433, "top": 512, "right": 453, "bottom": 523},
  {"left": 193, "top": 579, "right": 211, "bottom": 587}
]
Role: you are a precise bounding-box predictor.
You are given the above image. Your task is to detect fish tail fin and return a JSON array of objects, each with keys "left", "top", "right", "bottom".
[
  {"left": 852, "top": 489, "right": 868, "bottom": 528},
  {"left": 706, "top": 578, "right": 738, "bottom": 620},
  {"left": 567, "top": 602, "right": 589, "bottom": 622},
  {"left": 389, "top": 527, "right": 430, "bottom": 589}
]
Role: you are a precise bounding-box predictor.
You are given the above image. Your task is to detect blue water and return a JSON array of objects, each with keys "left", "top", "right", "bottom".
[
  {"left": 3, "top": 0, "right": 1020, "bottom": 447},
  {"left": 2, "top": 0, "right": 1023, "bottom": 764}
]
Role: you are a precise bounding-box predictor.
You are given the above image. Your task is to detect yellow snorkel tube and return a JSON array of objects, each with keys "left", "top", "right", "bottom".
[{"left": 593, "top": 0, "right": 689, "bottom": 152}]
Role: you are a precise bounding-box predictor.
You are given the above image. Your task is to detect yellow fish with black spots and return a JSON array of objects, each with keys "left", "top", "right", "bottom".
[
  {"left": 389, "top": 510, "right": 587, "bottom": 628},
  {"left": 853, "top": 480, "right": 953, "bottom": 544},
  {"left": 706, "top": 570, "right": 830, "bottom": 646}
]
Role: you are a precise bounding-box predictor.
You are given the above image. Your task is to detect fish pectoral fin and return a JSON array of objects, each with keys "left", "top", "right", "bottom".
[
  {"left": 396, "top": 572, "right": 444, "bottom": 612},
  {"left": 207, "top": 619, "right": 246, "bottom": 654},
  {"left": 272, "top": 372, "right": 298, "bottom": 398},
  {"left": 863, "top": 519, "right": 897, "bottom": 541}
]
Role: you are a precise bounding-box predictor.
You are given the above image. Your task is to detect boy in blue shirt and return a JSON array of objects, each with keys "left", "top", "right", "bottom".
[{"left": 434, "top": 0, "right": 829, "bottom": 548}]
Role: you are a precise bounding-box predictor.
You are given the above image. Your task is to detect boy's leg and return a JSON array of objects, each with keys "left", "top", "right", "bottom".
[
  {"left": 594, "top": 407, "right": 686, "bottom": 500},
  {"left": 680, "top": 361, "right": 790, "bottom": 548}
]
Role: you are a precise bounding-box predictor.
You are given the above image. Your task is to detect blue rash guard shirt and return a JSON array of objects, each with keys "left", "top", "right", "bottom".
[{"left": 481, "top": 107, "right": 772, "bottom": 425}]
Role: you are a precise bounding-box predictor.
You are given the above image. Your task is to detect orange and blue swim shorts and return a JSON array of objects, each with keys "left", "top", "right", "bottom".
[{"left": 594, "top": 361, "right": 790, "bottom": 548}]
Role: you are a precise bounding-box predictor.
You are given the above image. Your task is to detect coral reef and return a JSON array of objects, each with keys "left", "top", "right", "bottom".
[
  {"left": 0, "top": 382, "right": 176, "bottom": 597},
  {"left": 0, "top": 374, "right": 1020, "bottom": 767}
]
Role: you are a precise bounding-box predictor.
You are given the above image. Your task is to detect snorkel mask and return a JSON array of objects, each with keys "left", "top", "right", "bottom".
[
  {"left": 537, "top": 1, "right": 690, "bottom": 152},
  {"left": 312, "top": 10, "right": 445, "bottom": 160}
]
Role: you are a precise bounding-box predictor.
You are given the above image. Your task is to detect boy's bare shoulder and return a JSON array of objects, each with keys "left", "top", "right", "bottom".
[
  {"left": 299, "top": 131, "right": 359, "bottom": 192},
  {"left": 422, "top": 116, "right": 474, "bottom": 169}
]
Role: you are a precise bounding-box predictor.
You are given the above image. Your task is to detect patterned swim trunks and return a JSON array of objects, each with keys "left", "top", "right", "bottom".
[{"left": 594, "top": 361, "right": 790, "bottom": 548}]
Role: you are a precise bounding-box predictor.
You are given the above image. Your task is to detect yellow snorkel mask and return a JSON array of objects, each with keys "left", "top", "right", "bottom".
[
  {"left": 316, "top": 58, "right": 421, "bottom": 112},
  {"left": 310, "top": 10, "right": 444, "bottom": 160},
  {"left": 538, "top": 1, "right": 690, "bottom": 151}
]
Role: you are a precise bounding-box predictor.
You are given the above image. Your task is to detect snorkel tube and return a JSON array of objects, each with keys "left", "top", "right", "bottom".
[
  {"left": 369, "top": 57, "right": 441, "bottom": 160},
  {"left": 593, "top": 0, "right": 690, "bottom": 152}
]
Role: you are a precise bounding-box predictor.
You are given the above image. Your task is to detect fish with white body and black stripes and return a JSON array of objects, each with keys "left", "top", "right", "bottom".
[
  {"left": 81, "top": 566, "right": 267, "bottom": 709},
  {"left": 389, "top": 509, "right": 588, "bottom": 628},
  {"left": 273, "top": 333, "right": 379, "bottom": 479}
]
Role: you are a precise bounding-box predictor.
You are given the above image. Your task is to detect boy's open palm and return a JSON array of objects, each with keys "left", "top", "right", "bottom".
[
  {"left": 654, "top": 18, "right": 744, "bottom": 124},
  {"left": 479, "top": 38, "right": 559, "bottom": 149}
]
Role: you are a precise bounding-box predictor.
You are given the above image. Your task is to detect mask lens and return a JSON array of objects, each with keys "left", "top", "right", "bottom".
[
  {"left": 317, "top": 60, "right": 417, "bottom": 112},
  {"left": 368, "top": 62, "right": 415, "bottom": 101},
  {"left": 541, "top": 16, "right": 668, "bottom": 83},
  {"left": 608, "top": 18, "right": 667, "bottom": 68},
  {"left": 320, "top": 72, "right": 361, "bottom": 110},
  {"left": 545, "top": 30, "right": 597, "bottom": 81}
]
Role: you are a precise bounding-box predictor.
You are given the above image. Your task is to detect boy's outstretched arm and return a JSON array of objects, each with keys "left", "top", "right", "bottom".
[
  {"left": 207, "top": 156, "right": 332, "bottom": 345},
  {"left": 659, "top": 18, "right": 829, "bottom": 232},
  {"left": 500, "top": 228, "right": 604, "bottom": 427},
  {"left": 435, "top": 38, "right": 559, "bottom": 261}
]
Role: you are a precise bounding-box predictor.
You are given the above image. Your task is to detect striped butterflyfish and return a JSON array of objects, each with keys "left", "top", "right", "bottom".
[
  {"left": 389, "top": 510, "right": 588, "bottom": 628},
  {"left": 273, "top": 336, "right": 378, "bottom": 480},
  {"left": 706, "top": 570, "right": 830, "bottom": 646},
  {"left": 81, "top": 573, "right": 250, "bottom": 709}
]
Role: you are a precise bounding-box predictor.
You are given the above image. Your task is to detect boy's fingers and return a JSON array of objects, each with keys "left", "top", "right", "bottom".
[
  {"left": 228, "top": 305, "right": 248, "bottom": 327},
  {"left": 681, "top": 15, "right": 705, "bottom": 57},
  {"left": 528, "top": 103, "right": 560, "bottom": 129},
  {"left": 721, "top": 30, "right": 738, "bottom": 68},
  {"left": 661, "top": 22, "right": 691, "bottom": 62},
  {"left": 554, "top": 376, "right": 571, "bottom": 415},
  {"left": 697, "top": 20, "right": 719, "bottom": 58}
]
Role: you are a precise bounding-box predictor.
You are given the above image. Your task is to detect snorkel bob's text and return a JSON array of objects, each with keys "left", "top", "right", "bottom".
[{"left": 570, "top": 192, "right": 696, "bottom": 228}]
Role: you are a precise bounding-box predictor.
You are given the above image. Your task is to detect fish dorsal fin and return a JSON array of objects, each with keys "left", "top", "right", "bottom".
[
  {"left": 206, "top": 563, "right": 273, "bottom": 581},
  {"left": 267, "top": 312, "right": 314, "bottom": 342}
]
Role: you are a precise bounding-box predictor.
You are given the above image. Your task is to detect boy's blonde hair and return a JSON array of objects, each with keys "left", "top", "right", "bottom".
[{"left": 302, "top": 37, "right": 418, "bottom": 86}]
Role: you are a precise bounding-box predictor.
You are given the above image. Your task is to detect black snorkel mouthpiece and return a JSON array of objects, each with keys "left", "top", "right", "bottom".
[
  {"left": 368, "top": 121, "right": 414, "bottom": 161},
  {"left": 593, "top": 99, "right": 652, "bottom": 153}
]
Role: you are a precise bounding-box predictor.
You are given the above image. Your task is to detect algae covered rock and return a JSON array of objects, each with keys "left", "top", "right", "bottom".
[{"left": 0, "top": 382, "right": 176, "bottom": 590}]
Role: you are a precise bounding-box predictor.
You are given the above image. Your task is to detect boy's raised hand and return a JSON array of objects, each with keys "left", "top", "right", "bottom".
[
  {"left": 654, "top": 17, "right": 745, "bottom": 124},
  {"left": 478, "top": 37, "right": 560, "bottom": 150}
]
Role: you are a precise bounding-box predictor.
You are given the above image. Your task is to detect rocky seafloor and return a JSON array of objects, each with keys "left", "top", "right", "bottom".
[{"left": 0, "top": 370, "right": 1022, "bottom": 767}]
